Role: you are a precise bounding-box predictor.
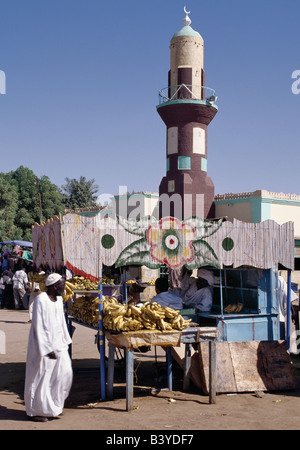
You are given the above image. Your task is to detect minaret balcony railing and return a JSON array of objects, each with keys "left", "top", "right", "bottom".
[{"left": 158, "top": 85, "right": 217, "bottom": 106}]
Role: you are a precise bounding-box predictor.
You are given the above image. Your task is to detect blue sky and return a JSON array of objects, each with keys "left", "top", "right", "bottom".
[{"left": 0, "top": 0, "right": 299, "bottom": 200}]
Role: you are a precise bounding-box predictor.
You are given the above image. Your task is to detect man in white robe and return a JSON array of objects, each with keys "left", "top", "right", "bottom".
[{"left": 24, "top": 273, "right": 73, "bottom": 422}]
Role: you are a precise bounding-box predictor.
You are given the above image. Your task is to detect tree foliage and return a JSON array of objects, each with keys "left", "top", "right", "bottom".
[
  {"left": 0, "top": 167, "right": 100, "bottom": 242},
  {"left": 61, "top": 176, "right": 99, "bottom": 210},
  {"left": 0, "top": 173, "right": 22, "bottom": 241},
  {"left": 0, "top": 166, "right": 65, "bottom": 241}
]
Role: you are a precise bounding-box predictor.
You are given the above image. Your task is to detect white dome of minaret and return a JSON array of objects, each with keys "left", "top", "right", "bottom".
[{"left": 172, "top": 6, "right": 202, "bottom": 38}]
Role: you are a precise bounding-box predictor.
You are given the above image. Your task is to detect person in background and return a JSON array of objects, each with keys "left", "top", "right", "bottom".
[
  {"left": 127, "top": 283, "right": 147, "bottom": 306},
  {"left": 6, "top": 253, "right": 15, "bottom": 272},
  {"left": 24, "top": 273, "right": 73, "bottom": 422},
  {"left": 2, "top": 268, "right": 14, "bottom": 309},
  {"left": 278, "top": 275, "right": 298, "bottom": 339},
  {"left": 12, "top": 263, "right": 29, "bottom": 309},
  {"left": 1, "top": 255, "right": 8, "bottom": 273},
  {"left": 182, "top": 268, "right": 214, "bottom": 312},
  {"left": 170, "top": 267, "right": 193, "bottom": 298},
  {"left": 151, "top": 277, "right": 183, "bottom": 310}
]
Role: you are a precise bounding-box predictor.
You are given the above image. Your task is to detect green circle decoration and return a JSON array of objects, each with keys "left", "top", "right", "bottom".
[
  {"left": 222, "top": 237, "right": 234, "bottom": 251},
  {"left": 101, "top": 234, "right": 115, "bottom": 249}
]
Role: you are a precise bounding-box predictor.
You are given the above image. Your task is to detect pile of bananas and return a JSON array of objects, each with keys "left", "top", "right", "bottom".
[
  {"left": 63, "top": 275, "right": 121, "bottom": 303},
  {"left": 69, "top": 295, "right": 101, "bottom": 328},
  {"left": 68, "top": 276, "right": 100, "bottom": 290},
  {"left": 69, "top": 295, "right": 192, "bottom": 332},
  {"left": 62, "top": 276, "right": 99, "bottom": 303},
  {"left": 224, "top": 302, "right": 244, "bottom": 313},
  {"left": 126, "top": 279, "right": 156, "bottom": 286},
  {"left": 103, "top": 298, "right": 191, "bottom": 332},
  {"left": 102, "top": 274, "right": 119, "bottom": 285}
]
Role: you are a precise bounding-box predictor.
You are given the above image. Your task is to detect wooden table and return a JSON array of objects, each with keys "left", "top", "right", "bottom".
[{"left": 105, "top": 326, "right": 219, "bottom": 411}]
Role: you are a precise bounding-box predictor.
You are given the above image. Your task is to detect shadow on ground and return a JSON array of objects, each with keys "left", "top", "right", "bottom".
[{"left": 0, "top": 356, "right": 187, "bottom": 409}]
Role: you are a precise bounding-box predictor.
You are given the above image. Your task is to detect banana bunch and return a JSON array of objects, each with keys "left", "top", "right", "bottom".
[
  {"left": 224, "top": 302, "right": 244, "bottom": 313},
  {"left": 103, "top": 297, "right": 144, "bottom": 332},
  {"left": 102, "top": 274, "right": 119, "bottom": 285},
  {"left": 28, "top": 272, "right": 48, "bottom": 292},
  {"left": 139, "top": 302, "right": 165, "bottom": 330},
  {"left": 141, "top": 279, "right": 156, "bottom": 285},
  {"left": 150, "top": 303, "right": 192, "bottom": 331},
  {"left": 166, "top": 312, "right": 191, "bottom": 331},
  {"left": 62, "top": 280, "right": 77, "bottom": 303},
  {"left": 69, "top": 276, "right": 100, "bottom": 290},
  {"left": 28, "top": 272, "right": 47, "bottom": 283}
]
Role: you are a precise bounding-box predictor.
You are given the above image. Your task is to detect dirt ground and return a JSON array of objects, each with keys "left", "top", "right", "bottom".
[{"left": 1, "top": 309, "right": 300, "bottom": 432}]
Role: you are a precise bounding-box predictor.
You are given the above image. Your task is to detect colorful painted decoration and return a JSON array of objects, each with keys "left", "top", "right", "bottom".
[
  {"left": 32, "top": 213, "right": 294, "bottom": 281},
  {"left": 115, "top": 215, "right": 222, "bottom": 269}
]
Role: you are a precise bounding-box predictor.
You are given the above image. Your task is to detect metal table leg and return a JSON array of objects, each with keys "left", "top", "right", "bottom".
[
  {"left": 126, "top": 349, "right": 134, "bottom": 411},
  {"left": 166, "top": 347, "right": 173, "bottom": 391},
  {"left": 183, "top": 343, "right": 192, "bottom": 391},
  {"left": 107, "top": 345, "right": 115, "bottom": 400},
  {"left": 209, "top": 340, "right": 216, "bottom": 404},
  {"left": 99, "top": 333, "right": 106, "bottom": 401}
]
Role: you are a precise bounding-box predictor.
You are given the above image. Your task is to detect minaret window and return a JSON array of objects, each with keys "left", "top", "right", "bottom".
[
  {"left": 193, "top": 127, "right": 206, "bottom": 155},
  {"left": 201, "top": 158, "right": 207, "bottom": 172},
  {"left": 167, "top": 127, "right": 178, "bottom": 154},
  {"left": 166, "top": 158, "right": 170, "bottom": 171},
  {"left": 178, "top": 156, "right": 192, "bottom": 170},
  {"left": 168, "top": 180, "right": 175, "bottom": 193}
]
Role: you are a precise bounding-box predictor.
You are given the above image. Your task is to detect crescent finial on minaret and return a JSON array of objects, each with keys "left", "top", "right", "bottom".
[{"left": 183, "top": 6, "right": 191, "bottom": 26}]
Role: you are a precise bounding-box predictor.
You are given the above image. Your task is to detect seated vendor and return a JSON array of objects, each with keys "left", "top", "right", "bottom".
[
  {"left": 182, "top": 268, "right": 214, "bottom": 312},
  {"left": 127, "top": 283, "right": 147, "bottom": 306},
  {"left": 151, "top": 277, "right": 183, "bottom": 310}
]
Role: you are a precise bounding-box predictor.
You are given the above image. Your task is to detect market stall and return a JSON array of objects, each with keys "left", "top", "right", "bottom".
[
  {"left": 31, "top": 213, "right": 296, "bottom": 404},
  {"left": 31, "top": 213, "right": 295, "bottom": 344}
]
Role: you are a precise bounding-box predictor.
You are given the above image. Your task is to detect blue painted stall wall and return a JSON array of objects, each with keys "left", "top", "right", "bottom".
[
  {"left": 218, "top": 315, "right": 280, "bottom": 342},
  {"left": 199, "top": 268, "right": 280, "bottom": 342}
]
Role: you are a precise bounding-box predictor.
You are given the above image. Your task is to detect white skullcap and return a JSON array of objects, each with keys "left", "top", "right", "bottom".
[
  {"left": 197, "top": 268, "right": 214, "bottom": 286},
  {"left": 46, "top": 273, "right": 62, "bottom": 286}
]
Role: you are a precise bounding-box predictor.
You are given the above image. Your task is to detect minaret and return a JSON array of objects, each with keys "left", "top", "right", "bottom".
[{"left": 157, "top": 8, "right": 218, "bottom": 220}]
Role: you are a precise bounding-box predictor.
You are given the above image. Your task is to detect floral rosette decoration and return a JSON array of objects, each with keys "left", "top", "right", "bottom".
[
  {"left": 146, "top": 217, "right": 195, "bottom": 268},
  {"left": 115, "top": 215, "right": 222, "bottom": 269}
]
